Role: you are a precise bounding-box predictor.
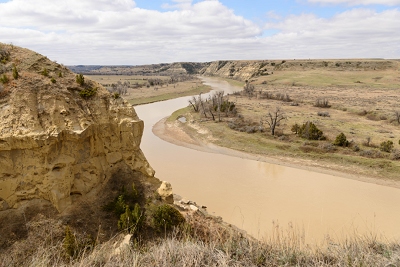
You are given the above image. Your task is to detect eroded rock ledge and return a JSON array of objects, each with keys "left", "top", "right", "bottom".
[{"left": 0, "top": 44, "right": 154, "bottom": 212}]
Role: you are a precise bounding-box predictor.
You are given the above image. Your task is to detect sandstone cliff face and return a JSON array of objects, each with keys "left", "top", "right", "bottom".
[
  {"left": 199, "top": 60, "right": 264, "bottom": 81},
  {"left": 199, "top": 59, "right": 399, "bottom": 81},
  {"left": 0, "top": 44, "right": 154, "bottom": 212}
]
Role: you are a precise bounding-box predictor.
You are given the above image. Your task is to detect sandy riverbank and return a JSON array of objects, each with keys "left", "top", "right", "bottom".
[{"left": 153, "top": 117, "right": 400, "bottom": 190}]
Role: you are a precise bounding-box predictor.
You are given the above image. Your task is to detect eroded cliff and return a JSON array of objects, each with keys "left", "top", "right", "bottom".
[
  {"left": 199, "top": 59, "right": 399, "bottom": 81},
  {"left": 0, "top": 43, "right": 154, "bottom": 212}
]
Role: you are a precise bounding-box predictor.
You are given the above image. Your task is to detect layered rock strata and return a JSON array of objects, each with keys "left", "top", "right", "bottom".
[{"left": 199, "top": 59, "right": 398, "bottom": 81}]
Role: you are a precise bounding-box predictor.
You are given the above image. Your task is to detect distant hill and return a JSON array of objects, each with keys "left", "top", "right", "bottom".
[
  {"left": 67, "top": 62, "right": 207, "bottom": 76},
  {"left": 68, "top": 59, "right": 399, "bottom": 83},
  {"left": 199, "top": 59, "right": 400, "bottom": 81}
]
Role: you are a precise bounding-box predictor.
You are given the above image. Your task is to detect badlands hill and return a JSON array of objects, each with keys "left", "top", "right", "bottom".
[
  {"left": 199, "top": 59, "right": 399, "bottom": 81},
  {"left": 68, "top": 62, "right": 206, "bottom": 76},
  {"left": 68, "top": 59, "right": 399, "bottom": 82}
]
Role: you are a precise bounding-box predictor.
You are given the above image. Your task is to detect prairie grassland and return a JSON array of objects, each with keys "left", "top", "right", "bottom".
[
  {"left": 87, "top": 74, "right": 166, "bottom": 86},
  {"left": 261, "top": 69, "right": 400, "bottom": 89}
]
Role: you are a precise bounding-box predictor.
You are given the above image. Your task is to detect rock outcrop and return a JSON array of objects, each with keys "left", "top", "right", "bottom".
[
  {"left": 199, "top": 59, "right": 399, "bottom": 81},
  {"left": 157, "top": 181, "right": 173, "bottom": 204},
  {"left": 0, "top": 43, "right": 154, "bottom": 212}
]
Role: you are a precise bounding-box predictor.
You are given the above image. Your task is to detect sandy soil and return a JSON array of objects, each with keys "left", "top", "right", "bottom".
[{"left": 153, "top": 117, "right": 400, "bottom": 190}]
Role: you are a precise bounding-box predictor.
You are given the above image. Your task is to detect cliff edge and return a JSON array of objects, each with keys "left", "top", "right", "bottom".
[
  {"left": 0, "top": 43, "right": 154, "bottom": 212},
  {"left": 199, "top": 59, "right": 398, "bottom": 81}
]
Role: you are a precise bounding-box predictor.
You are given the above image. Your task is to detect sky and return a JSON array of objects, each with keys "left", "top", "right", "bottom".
[{"left": 0, "top": 0, "right": 399, "bottom": 65}]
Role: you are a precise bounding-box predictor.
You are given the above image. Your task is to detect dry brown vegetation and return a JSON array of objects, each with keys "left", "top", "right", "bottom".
[{"left": 1, "top": 213, "right": 400, "bottom": 267}]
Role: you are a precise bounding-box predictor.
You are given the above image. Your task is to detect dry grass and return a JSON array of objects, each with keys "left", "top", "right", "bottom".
[
  {"left": 89, "top": 75, "right": 212, "bottom": 105},
  {"left": 1, "top": 214, "right": 399, "bottom": 267}
]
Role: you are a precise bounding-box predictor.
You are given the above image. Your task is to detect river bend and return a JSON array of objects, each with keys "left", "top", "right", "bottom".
[{"left": 134, "top": 77, "right": 400, "bottom": 242}]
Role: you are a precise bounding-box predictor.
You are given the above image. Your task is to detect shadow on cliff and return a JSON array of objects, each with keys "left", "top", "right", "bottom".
[{"left": 0, "top": 161, "right": 161, "bottom": 258}]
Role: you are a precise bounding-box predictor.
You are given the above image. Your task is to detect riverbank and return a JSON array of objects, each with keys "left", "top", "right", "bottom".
[
  {"left": 128, "top": 85, "right": 212, "bottom": 106},
  {"left": 153, "top": 116, "right": 400, "bottom": 190},
  {"left": 88, "top": 75, "right": 213, "bottom": 106}
]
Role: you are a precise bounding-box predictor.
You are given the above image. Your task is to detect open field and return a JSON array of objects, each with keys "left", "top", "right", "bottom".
[
  {"left": 89, "top": 75, "right": 212, "bottom": 105},
  {"left": 164, "top": 64, "right": 400, "bottom": 182}
]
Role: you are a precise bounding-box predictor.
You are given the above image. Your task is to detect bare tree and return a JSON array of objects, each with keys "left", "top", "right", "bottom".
[
  {"left": 264, "top": 107, "right": 286, "bottom": 136},
  {"left": 204, "top": 96, "right": 216, "bottom": 121},
  {"left": 193, "top": 92, "right": 236, "bottom": 121},
  {"left": 188, "top": 95, "right": 201, "bottom": 112},
  {"left": 243, "top": 82, "right": 255, "bottom": 99},
  {"left": 214, "top": 91, "right": 224, "bottom": 122},
  {"left": 198, "top": 93, "right": 208, "bottom": 118},
  {"left": 108, "top": 81, "right": 128, "bottom": 95},
  {"left": 314, "top": 98, "right": 331, "bottom": 108}
]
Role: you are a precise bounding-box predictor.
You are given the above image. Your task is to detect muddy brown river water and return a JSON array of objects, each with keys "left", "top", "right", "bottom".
[{"left": 134, "top": 77, "right": 400, "bottom": 243}]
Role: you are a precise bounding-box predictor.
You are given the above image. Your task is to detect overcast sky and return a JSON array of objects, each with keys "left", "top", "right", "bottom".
[{"left": 0, "top": 0, "right": 399, "bottom": 65}]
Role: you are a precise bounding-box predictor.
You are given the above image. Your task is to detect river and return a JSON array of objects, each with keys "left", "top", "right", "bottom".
[{"left": 134, "top": 77, "right": 400, "bottom": 243}]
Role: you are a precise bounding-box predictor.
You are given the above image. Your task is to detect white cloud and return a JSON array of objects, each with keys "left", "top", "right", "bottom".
[
  {"left": 308, "top": 0, "right": 400, "bottom": 6},
  {"left": 264, "top": 8, "right": 400, "bottom": 58},
  {"left": 0, "top": 0, "right": 263, "bottom": 64},
  {"left": 0, "top": 0, "right": 398, "bottom": 64}
]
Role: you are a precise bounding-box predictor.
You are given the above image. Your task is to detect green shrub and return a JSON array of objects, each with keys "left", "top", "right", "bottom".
[
  {"left": 12, "top": 65, "right": 18, "bottom": 79},
  {"left": 79, "top": 87, "right": 97, "bottom": 99},
  {"left": 333, "top": 133, "right": 349, "bottom": 147},
  {"left": 114, "top": 195, "right": 127, "bottom": 216},
  {"left": 291, "top": 123, "right": 300, "bottom": 134},
  {"left": 118, "top": 203, "right": 145, "bottom": 234},
  {"left": 113, "top": 92, "right": 120, "bottom": 99},
  {"left": 298, "top": 121, "right": 324, "bottom": 140},
  {"left": 118, "top": 205, "right": 132, "bottom": 231},
  {"left": 152, "top": 204, "right": 185, "bottom": 232},
  {"left": 63, "top": 226, "right": 77, "bottom": 258},
  {"left": 103, "top": 183, "right": 139, "bottom": 216},
  {"left": 58, "top": 72, "right": 63, "bottom": 78},
  {"left": 0, "top": 74, "right": 9, "bottom": 84},
  {"left": 380, "top": 140, "right": 394, "bottom": 153},
  {"left": 0, "top": 48, "right": 10, "bottom": 64},
  {"left": 314, "top": 98, "right": 331, "bottom": 108},
  {"left": 76, "top": 73, "right": 84, "bottom": 86},
  {"left": 41, "top": 68, "right": 48, "bottom": 76},
  {"left": 63, "top": 226, "right": 95, "bottom": 259},
  {"left": 50, "top": 78, "right": 56, "bottom": 83}
]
